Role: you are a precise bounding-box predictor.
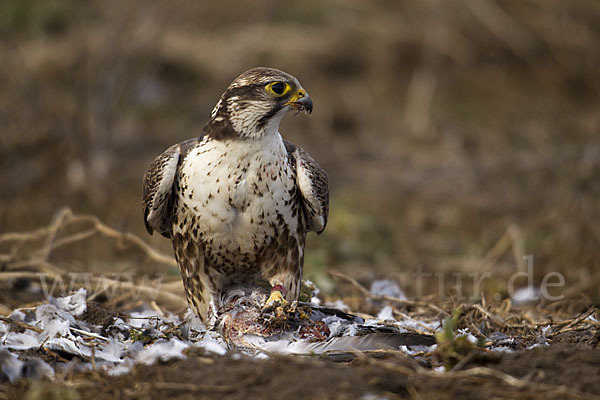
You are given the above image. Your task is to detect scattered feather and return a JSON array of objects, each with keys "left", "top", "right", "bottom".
[
  {"left": 51, "top": 288, "right": 88, "bottom": 316},
  {"left": 0, "top": 349, "right": 24, "bottom": 382},
  {"left": 377, "top": 306, "right": 395, "bottom": 321},
  {"left": 370, "top": 279, "right": 406, "bottom": 300},
  {"left": 511, "top": 286, "right": 540, "bottom": 304},
  {"left": 136, "top": 339, "right": 189, "bottom": 365}
]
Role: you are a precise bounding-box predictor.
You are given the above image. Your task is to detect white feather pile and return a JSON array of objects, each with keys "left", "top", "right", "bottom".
[{"left": 0, "top": 286, "right": 529, "bottom": 381}]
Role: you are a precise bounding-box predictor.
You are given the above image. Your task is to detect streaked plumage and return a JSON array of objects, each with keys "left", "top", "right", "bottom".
[{"left": 143, "top": 68, "right": 328, "bottom": 322}]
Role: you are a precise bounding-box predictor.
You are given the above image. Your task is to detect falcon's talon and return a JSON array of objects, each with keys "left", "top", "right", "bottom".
[
  {"left": 298, "top": 309, "right": 310, "bottom": 320},
  {"left": 274, "top": 306, "right": 286, "bottom": 319},
  {"left": 263, "top": 290, "right": 288, "bottom": 311},
  {"left": 287, "top": 300, "right": 298, "bottom": 313}
]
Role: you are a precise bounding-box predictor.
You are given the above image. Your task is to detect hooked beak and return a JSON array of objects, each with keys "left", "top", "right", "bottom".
[{"left": 287, "top": 89, "right": 313, "bottom": 115}]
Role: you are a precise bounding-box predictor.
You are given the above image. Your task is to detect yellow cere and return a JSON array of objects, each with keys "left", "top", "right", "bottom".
[{"left": 287, "top": 88, "right": 306, "bottom": 104}]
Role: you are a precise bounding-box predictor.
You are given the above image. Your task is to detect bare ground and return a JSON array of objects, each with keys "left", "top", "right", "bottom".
[{"left": 2, "top": 338, "right": 600, "bottom": 400}]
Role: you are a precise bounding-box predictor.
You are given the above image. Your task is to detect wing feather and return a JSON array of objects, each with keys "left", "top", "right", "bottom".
[
  {"left": 142, "top": 138, "right": 199, "bottom": 238},
  {"left": 284, "top": 140, "right": 329, "bottom": 234}
]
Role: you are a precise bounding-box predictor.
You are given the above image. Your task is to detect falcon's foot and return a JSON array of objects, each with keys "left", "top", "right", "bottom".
[
  {"left": 263, "top": 285, "right": 288, "bottom": 311},
  {"left": 261, "top": 285, "right": 298, "bottom": 328}
]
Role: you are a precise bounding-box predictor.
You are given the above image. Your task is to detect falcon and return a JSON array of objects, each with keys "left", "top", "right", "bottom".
[{"left": 142, "top": 67, "right": 329, "bottom": 323}]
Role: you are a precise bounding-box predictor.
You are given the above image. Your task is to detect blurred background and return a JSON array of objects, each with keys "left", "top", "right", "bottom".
[{"left": 1, "top": 0, "right": 599, "bottom": 304}]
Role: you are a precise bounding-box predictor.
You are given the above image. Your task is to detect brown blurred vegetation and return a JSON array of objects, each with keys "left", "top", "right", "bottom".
[{"left": 1, "top": 0, "right": 599, "bottom": 301}]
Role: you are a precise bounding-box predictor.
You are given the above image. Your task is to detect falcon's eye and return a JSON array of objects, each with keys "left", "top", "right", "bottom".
[
  {"left": 271, "top": 83, "right": 286, "bottom": 94},
  {"left": 266, "top": 81, "right": 291, "bottom": 97}
]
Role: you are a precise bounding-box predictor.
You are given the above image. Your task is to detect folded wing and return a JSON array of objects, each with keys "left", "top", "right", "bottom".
[
  {"left": 284, "top": 140, "right": 329, "bottom": 234},
  {"left": 142, "top": 138, "right": 198, "bottom": 238}
]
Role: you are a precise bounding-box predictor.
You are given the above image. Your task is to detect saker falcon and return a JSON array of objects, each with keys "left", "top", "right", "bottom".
[{"left": 142, "top": 67, "right": 329, "bottom": 323}]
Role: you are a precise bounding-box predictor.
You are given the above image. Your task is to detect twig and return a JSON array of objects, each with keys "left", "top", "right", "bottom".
[
  {"left": 0, "top": 272, "right": 48, "bottom": 281},
  {"left": 445, "top": 367, "right": 596, "bottom": 399},
  {"left": 42, "top": 347, "right": 71, "bottom": 363},
  {"left": 39, "top": 208, "right": 72, "bottom": 261},
  {"left": 450, "top": 351, "right": 477, "bottom": 372},
  {"left": 69, "top": 211, "right": 176, "bottom": 266},
  {"left": 0, "top": 269, "right": 186, "bottom": 308},
  {"left": 542, "top": 307, "right": 597, "bottom": 338},
  {"left": 561, "top": 307, "right": 596, "bottom": 330},
  {"left": 90, "top": 343, "right": 97, "bottom": 373},
  {"left": 70, "top": 327, "right": 110, "bottom": 342},
  {"left": 1, "top": 207, "right": 176, "bottom": 267},
  {"left": 392, "top": 309, "right": 438, "bottom": 334},
  {"left": 39, "top": 228, "right": 98, "bottom": 256},
  {"left": 328, "top": 270, "right": 448, "bottom": 316},
  {"left": 471, "top": 304, "right": 506, "bottom": 327},
  {"left": 0, "top": 316, "right": 44, "bottom": 333},
  {"left": 5, "top": 258, "right": 65, "bottom": 274},
  {"left": 371, "top": 357, "right": 597, "bottom": 400},
  {"left": 547, "top": 325, "right": 597, "bottom": 338},
  {"left": 474, "top": 224, "right": 527, "bottom": 273},
  {"left": 0, "top": 303, "right": 12, "bottom": 316}
]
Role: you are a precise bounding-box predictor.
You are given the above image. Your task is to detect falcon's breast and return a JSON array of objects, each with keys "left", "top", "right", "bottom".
[{"left": 174, "top": 132, "right": 300, "bottom": 258}]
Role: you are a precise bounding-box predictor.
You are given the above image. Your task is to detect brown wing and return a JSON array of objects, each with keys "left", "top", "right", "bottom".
[
  {"left": 142, "top": 138, "right": 199, "bottom": 238},
  {"left": 284, "top": 140, "right": 329, "bottom": 234}
]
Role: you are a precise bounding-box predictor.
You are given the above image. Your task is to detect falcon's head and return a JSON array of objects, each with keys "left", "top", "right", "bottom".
[{"left": 204, "top": 67, "right": 313, "bottom": 140}]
